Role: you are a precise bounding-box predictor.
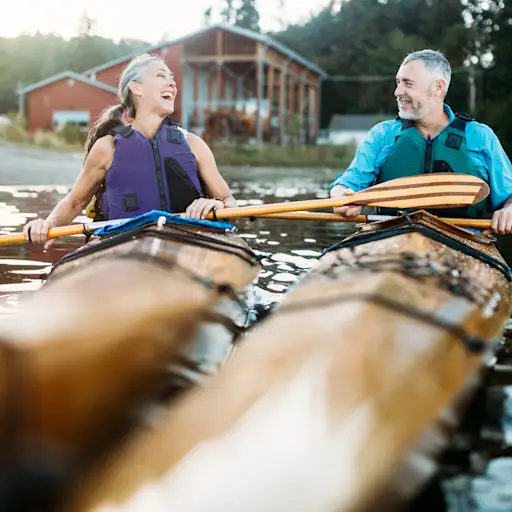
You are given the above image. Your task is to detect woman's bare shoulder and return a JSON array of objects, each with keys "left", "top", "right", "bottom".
[
  {"left": 88, "top": 135, "right": 115, "bottom": 158},
  {"left": 85, "top": 135, "right": 115, "bottom": 170},
  {"left": 186, "top": 131, "right": 211, "bottom": 152}
]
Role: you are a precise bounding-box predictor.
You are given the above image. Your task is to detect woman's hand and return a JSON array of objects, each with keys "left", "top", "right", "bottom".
[
  {"left": 22, "top": 218, "right": 56, "bottom": 250},
  {"left": 185, "top": 198, "right": 226, "bottom": 220},
  {"left": 19, "top": 135, "right": 114, "bottom": 251}
]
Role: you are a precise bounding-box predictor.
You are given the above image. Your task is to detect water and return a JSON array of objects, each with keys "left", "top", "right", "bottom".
[
  {"left": 0, "top": 147, "right": 511, "bottom": 510},
  {"left": 0, "top": 167, "right": 356, "bottom": 314},
  {"left": 225, "top": 167, "right": 358, "bottom": 307}
]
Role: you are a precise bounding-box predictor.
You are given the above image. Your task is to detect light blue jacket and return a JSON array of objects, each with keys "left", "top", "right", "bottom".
[{"left": 330, "top": 104, "right": 512, "bottom": 211}]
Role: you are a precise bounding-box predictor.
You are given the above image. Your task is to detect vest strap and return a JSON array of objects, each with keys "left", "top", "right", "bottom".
[
  {"left": 449, "top": 112, "right": 474, "bottom": 132},
  {"left": 399, "top": 118, "right": 415, "bottom": 131},
  {"left": 396, "top": 112, "right": 474, "bottom": 133},
  {"left": 444, "top": 112, "right": 473, "bottom": 148},
  {"left": 165, "top": 117, "right": 182, "bottom": 127},
  {"left": 455, "top": 112, "right": 474, "bottom": 122},
  {"left": 445, "top": 132, "right": 463, "bottom": 150},
  {"left": 110, "top": 118, "right": 181, "bottom": 139},
  {"left": 165, "top": 118, "right": 183, "bottom": 143},
  {"left": 449, "top": 117, "right": 466, "bottom": 132},
  {"left": 167, "top": 126, "right": 182, "bottom": 144},
  {"left": 111, "top": 124, "right": 133, "bottom": 138}
]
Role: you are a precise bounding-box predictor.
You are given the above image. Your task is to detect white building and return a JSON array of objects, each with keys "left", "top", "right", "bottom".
[{"left": 326, "top": 114, "right": 393, "bottom": 145}]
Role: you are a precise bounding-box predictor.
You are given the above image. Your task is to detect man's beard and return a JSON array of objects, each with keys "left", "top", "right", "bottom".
[{"left": 398, "top": 95, "right": 434, "bottom": 120}]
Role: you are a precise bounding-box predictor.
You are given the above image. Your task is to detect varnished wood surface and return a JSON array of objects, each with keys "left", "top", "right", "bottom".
[
  {"left": 0, "top": 224, "right": 259, "bottom": 479},
  {"left": 209, "top": 174, "right": 490, "bottom": 220},
  {"left": 62, "top": 211, "right": 511, "bottom": 512},
  {"left": 256, "top": 210, "right": 494, "bottom": 229}
]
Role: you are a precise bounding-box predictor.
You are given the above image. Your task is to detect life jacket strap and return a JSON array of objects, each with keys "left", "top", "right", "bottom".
[{"left": 110, "top": 124, "right": 133, "bottom": 138}]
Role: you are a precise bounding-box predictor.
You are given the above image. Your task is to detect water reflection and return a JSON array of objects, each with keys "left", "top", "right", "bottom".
[
  {"left": 232, "top": 217, "right": 353, "bottom": 308},
  {"left": 0, "top": 168, "right": 356, "bottom": 314}
]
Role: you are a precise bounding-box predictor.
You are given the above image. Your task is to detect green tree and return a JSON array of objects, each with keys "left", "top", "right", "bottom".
[
  {"left": 221, "top": 0, "right": 236, "bottom": 24},
  {"left": 203, "top": 7, "right": 213, "bottom": 26},
  {"left": 0, "top": 33, "right": 149, "bottom": 114},
  {"left": 274, "top": 0, "right": 470, "bottom": 126},
  {"left": 465, "top": 0, "right": 512, "bottom": 153},
  {"left": 235, "top": 0, "right": 260, "bottom": 32}
]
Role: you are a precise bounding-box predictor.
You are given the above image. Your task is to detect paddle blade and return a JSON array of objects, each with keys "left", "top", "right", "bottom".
[{"left": 355, "top": 173, "right": 489, "bottom": 209}]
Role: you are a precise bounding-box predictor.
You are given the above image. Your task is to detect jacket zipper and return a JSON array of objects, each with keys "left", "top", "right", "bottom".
[
  {"left": 150, "top": 138, "right": 168, "bottom": 211},
  {"left": 424, "top": 135, "right": 433, "bottom": 173}
]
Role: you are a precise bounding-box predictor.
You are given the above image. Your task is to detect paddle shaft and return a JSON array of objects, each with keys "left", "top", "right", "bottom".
[
  {"left": 0, "top": 174, "right": 489, "bottom": 244},
  {"left": 0, "top": 219, "right": 125, "bottom": 245},
  {"left": 205, "top": 185, "right": 482, "bottom": 220},
  {"left": 0, "top": 190, "right": 408, "bottom": 245},
  {"left": 253, "top": 211, "right": 492, "bottom": 229},
  {"left": 0, "top": 212, "right": 491, "bottom": 246},
  {"left": 0, "top": 225, "right": 87, "bottom": 245}
]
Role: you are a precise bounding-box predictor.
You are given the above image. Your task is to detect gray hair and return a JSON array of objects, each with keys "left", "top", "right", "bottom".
[
  {"left": 402, "top": 50, "right": 452, "bottom": 97},
  {"left": 119, "top": 53, "right": 164, "bottom": 118},
  {"left": 85, "top": 53, "right": 163, "bottom": 155}
]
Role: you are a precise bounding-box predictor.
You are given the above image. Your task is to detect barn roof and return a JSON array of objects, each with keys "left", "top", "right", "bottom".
[
  {"left": 83, "top": 23, "right": 327, "bottom": 78},
  {"left": 19, "top": 71, "right": 118, "bottom": 95}
]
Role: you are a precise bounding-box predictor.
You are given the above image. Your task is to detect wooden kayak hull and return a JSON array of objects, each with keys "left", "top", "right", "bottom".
[
  {"left": 0, "top": 220, "right": 260, "bottom": 506},
  {"left": 61, "top": 211, "right": 511, "bottom": 512}
]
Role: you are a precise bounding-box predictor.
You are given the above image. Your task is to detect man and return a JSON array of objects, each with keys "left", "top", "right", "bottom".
[{"left": 329, "top": 49, "right": 512, "bottom": 235}]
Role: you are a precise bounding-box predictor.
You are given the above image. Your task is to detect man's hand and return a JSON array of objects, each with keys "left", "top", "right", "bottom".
[
  {"left": 330, "top": 185, "right": 363, "bottom": 218},
  {"left": 486, "top": 205, "right": 512, "bottom": 235}
]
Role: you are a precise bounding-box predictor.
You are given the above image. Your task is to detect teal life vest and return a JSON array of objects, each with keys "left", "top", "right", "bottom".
[{"left": 376, "top": 113, "right": 493, "bottom": 219}]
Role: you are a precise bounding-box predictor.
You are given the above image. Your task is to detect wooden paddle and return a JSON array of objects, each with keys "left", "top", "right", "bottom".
[
  {"left": 206, "top": 173, "right": 489, "bottom": 220},
  {"left": 207, "top": 173, "right": 489, "bottom": 219},
  {"left": 0, "top": 173, "right": 489, "bottom": 245},
  {"left": 0, "top": 219, "right": 126, "bottom": 245},
  {"left": 252, "top": 211, "right": 493, "bottom": 229}
]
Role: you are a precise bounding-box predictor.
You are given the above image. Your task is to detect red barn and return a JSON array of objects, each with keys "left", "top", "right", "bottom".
[
  {"left": 19, "top": 24, "right": 327, "bottom": 145},
  {"left": 20, "top": 71, "right": 117, "bottom": 133}
]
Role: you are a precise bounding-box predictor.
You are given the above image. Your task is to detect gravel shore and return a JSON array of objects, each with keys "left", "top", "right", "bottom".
[{"left": 0, "top": 142, "right": 83, "bottom": 186}]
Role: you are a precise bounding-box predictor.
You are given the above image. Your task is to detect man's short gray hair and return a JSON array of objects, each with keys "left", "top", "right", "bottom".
[{"left": 402, "top": 49, "right": 452, "bottom": 97}]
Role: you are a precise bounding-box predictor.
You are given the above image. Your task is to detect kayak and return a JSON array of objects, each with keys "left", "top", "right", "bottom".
[
  {"left": 0, "top": 212, "right": 260, "bottom": 509},
  {"left": 61, "top": 210, "right": 511, "bottom": 512}
]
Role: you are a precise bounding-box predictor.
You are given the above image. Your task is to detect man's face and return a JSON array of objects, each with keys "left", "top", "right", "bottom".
[{"left": 395, "top": 60, "right": 441, "bottom": 120}]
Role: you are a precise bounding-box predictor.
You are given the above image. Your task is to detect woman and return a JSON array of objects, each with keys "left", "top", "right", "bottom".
[{"left": 23, "top": 53, "right": 236, "bottom": 249}]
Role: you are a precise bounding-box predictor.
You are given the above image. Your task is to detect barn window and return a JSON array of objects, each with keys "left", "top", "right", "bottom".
[{"left": 53, "top": 110, "right": 90, "bottom": 132}]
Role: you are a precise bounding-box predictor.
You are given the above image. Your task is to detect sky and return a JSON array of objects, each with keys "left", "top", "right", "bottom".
[{"left": 0, "top": 0, "right": 330, "bottom": 43}]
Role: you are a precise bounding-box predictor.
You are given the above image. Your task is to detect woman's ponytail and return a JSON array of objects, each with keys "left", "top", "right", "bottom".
[{"left": 84, "top": 103, "right": 125, "bottom": 157}]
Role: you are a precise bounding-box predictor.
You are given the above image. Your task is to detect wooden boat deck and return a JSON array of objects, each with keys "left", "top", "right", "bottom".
[
  {"left": 0, "top": 221, "right": 260, "bottom": 510},
  {"left": 60, "top": 211, "right": 512, "bottom": 512}
]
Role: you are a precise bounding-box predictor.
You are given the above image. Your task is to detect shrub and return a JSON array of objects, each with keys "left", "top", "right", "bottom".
[
  {"left": 0, "top": 123, "right": 30, "bottom": 142},
  {"left": 59, "top": 124, "right": 87, "bottom": 145},
  {"left": 33, "top": 130, "right": 66, "bottom": 149}
]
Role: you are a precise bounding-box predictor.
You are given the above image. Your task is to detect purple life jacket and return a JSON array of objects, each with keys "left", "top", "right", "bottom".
[{"left": 100, "top": 118, "right": 204, "bottom": 220}]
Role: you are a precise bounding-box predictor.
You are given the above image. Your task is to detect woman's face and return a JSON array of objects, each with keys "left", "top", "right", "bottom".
[{"left": 131, "top": 60, "right": 177, "bottom": 116}]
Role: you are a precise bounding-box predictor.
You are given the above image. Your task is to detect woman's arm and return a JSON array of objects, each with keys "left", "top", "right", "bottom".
[
  {"left": 185, "top": 133, "right": 237, "bottom": 219},
  {"left": 23, "top": 135, "right": 114, "bottom": 245}
]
